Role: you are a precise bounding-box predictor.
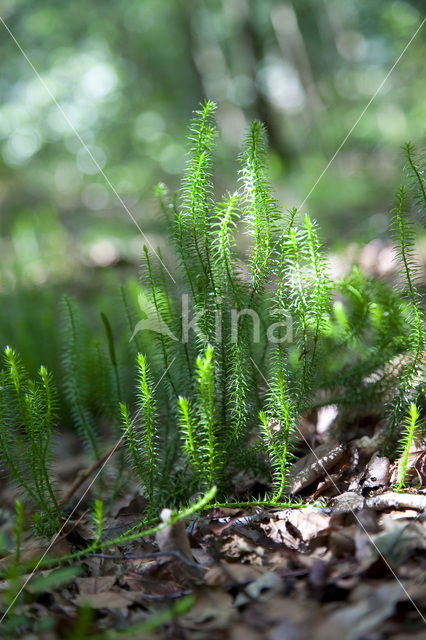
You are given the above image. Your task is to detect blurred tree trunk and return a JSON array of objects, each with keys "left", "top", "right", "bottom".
[
  {"left": 176, "top": 0, "right": 206, "bottom": 108},
  {"left": 241, "top": 2, "right": 293, "bottom": 163}
]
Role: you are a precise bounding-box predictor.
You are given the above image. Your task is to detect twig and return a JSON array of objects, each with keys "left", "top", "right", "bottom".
[
  {"left": 124, "top": 589, "right": 193, "bottom": 601},
  {"left": 90, "top": 550, "right": 205, "bottom": 571},
  {"left": 58, "top": 437, "right": 124, "bottom": 507}
]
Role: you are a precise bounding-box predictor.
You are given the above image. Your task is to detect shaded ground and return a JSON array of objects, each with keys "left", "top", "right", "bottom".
[{"left": 0, "top": 417, "right": 425, "bottom": 640}]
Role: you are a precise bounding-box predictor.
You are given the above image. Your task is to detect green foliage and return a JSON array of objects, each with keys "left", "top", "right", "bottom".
[
  {"left": 62, "top": 297, "right": 127, "bottom": 456},
  {"left": 13, "top": 500, "right": 24, "bottom": 564},
  {"left": 395, "top": 403, "right": 422, "bottom": 491},
  {"left": 121, "top": 353, "right": 160, "bottom": 515},
  {"left": 92, "top": 499, "right": 105, "bottom": 542},
  {"left": 62, "top": 296, "right": 100, "bottom": 458},
  {"left": 1, "top": 0, "right": 423, "bottom": 254},
  {"left": 100, "top": 311, "right": 123, "bottom": 423},
  {"left": 387, "top": 185, "right": 425, "bottom": 442},
  {"left": 178, "top": 345, "right": 223, "bottom": 489},
  {"left": 240, "top": 120, "right": 279, "bottom": 293},
  {"left": 403, "top": 142, "right": 426, "bottom": 216},
  {"left": 112, "top": 104, "right": 424, "bottom": 508},
  {"left": 0, "top": 346, "right": 60, "bottom": 535},
  {"left": 0, "top": 102, "right": 425, "bottom": 534}
]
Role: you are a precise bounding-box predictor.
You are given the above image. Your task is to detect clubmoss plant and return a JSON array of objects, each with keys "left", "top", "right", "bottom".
[
  {"left": 62, "top": 296, "right": 100, "bottom": 458},
  {"left": 13, "top": 500, "right": 24, "bottom": 565},
  {"left": 124, "top": 102, "right": 424, "bottom": 505},
  {"left": 395, "top": 403, "right": 422, "bottom": 491},
  {"left": 178, "top": 345, "right": 224, "bottom": 490},
  {"left": 403, "top": 142, "right": 426, "bottom": 213},
  {"left": 0, "top": 102, "right": 425, "bottom": 534},
  {"left": 386, "top": 185, "right": 425, "bottom": 444},
  {"left": 120, "top": 353, "right": 160, "bottom": 516},
  {"left": 0, "top": 346, "right": 61, "bottom": 535},
  {"left": 92, "top": 499, "right": 105, "bottom": 543}
]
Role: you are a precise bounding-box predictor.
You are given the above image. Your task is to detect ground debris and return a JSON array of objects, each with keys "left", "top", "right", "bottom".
[
  {"left": 2, "top": 449, "right": 426, "bottom": 639},
  {"left": 366, "top": 491, "right": 426, "bottom": 511},
  {"left": 286, "top": 443, "right": 346, "bottom": 495}
]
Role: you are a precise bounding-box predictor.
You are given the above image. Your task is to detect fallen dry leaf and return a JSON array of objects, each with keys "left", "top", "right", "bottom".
[
  {"left": 371, "top": 520, "right": 426, "bottom": 567},
  {"left": 204, "top": 560, "right": 266, "bottom": 586},
  {"left": 234, "top": 571, "right": 282, "bottom": 606},
  {"left": 181, "top": 589, "right": 236, "bottom": 630},
  {"left": 2, "top": 411, "right": 425, "bottom": 640},
  {"left": 156, "top": 508, "right": 194, "bottom": 562},
  {"left": 328, "top": 582, "right": 403, "bottom": 640},
  {"left": 75, "top": 575, "right": 116, "bottom": 594},
  {"left": 362, "top": 454, "right": 390, "bottom": 489},
  {"left": 74, "top": 589, "right": 145, "bottom": 609},
  {"left": 414, "top": 450, "right": 426, "bottom": 487},
  {"left": 287, "top": 443, "right": 346, "bottom": 495},
  {"left": 260, "top": 507, "right": 330, "bottom": 550}
]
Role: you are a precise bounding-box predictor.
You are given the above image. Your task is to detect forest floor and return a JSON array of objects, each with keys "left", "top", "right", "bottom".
[{"left": 0, "top": 412, "right": 425, "bottom": 640}]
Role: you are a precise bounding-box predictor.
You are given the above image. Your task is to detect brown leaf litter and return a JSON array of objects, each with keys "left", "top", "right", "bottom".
[{"left": 0, "top": 432, "right": 425, "bottom": 639}]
